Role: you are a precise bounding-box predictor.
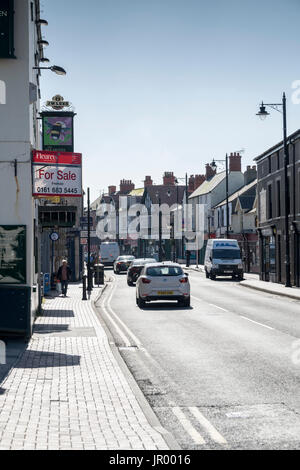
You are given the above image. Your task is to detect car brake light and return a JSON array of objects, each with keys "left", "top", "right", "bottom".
[
  {"left": 141, "top": 278, "right": 151, "bottom": 284},
  {"left": 180, "top": 277, "right": 188, "bottom": 283}
]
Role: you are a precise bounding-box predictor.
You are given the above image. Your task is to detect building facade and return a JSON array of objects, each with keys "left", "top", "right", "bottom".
[
  {"left": 0, "top": 0, "right": 44, "bottom": 336},
  {"left": 255, "top": 129, "right": 300, "bottom": 286}
]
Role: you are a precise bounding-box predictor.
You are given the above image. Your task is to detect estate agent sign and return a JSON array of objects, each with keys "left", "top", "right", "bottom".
[{"left": 32, "top": 150, "right": 82, "bottom": 197}]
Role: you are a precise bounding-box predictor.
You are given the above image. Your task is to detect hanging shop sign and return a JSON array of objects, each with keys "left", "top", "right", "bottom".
[
  {"left": 0, "top": 0, "right": 15, "bottom": 59},
  {"left": 41, "top": 111, "right": 75, "bottom": 153},
  {"left": 46, "top": 95, "right": 70, "bottom": 110},
  {"left": 32, "top": 150, "right": 82, "bottom": 198},
  {"left": 0, "top": 225, "right": 26, "bottom": 284}
]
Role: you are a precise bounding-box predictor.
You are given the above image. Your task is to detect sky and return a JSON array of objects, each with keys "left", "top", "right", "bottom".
[{"left": 39, "top": 0, "right": 300, "bottom": 203}]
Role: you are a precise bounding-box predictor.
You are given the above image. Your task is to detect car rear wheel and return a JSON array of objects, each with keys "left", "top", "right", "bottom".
[
  {"left": 138, "top": 296, "right": 146, "bottom": 308},
  {"left": 127, "top": 280, "right": 133, "bottom": 286},
  {"left": 178, "top": 297, "right": 190, "bottom": 308}
]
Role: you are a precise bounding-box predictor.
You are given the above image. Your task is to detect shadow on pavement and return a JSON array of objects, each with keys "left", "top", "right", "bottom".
[
  {"left": 41, "top": 309, "right": 75, "bottom": 318},
  {"left": 14, "top": 350, "right": 81, "bottom": 368},
  {"left": 33, "top": 324, "right": 70, "bottom": 335},
  {"left": 0, "top": 337, "right": 28, "bottom": 385}
]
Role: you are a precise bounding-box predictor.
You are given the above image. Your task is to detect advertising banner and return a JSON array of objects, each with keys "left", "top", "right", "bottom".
[
  {"left": 0, "top": 225, "right": 26, "bottom": 284},
  {"left": 32, "top": 150, "right": 82, "bottom": 198},
  {"left": 42, "top": 112, "right": 74, "bottom": 152}
]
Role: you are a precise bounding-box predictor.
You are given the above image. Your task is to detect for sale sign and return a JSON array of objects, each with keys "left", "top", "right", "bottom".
[{"left": 32, "top": 150, "right": 82, "bottom": 197}]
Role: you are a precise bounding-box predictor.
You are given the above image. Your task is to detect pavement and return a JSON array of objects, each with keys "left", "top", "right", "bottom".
[
  {"left": 0, "top": 283, "right": 171, "bottom": 450},
  {"left": 189, "top": 264, "right": 300, "bottom": 300}
]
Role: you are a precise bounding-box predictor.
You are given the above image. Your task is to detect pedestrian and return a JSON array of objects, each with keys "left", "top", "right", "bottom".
[{"left": 57, "top": 260, "right": 71, "bottom": 297}]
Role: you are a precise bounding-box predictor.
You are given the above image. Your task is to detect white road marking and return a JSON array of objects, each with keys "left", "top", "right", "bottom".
[
  {"left": 172, "top": 407, "right": 206, "bottom": 445},
  {"left": 106, "top": 280, "right": 142, "bottom": 348},
  {"left": 209, "top": 304, "right": 229, "bottom": 312},
  {"left": 240, "top": 316, "right": 274, "bottom": 330},
  {"left": 101, "top": 300, "right": 132, "bottom": 347},
  {"left": 189, "top": 407, "right": 227, "bottom": 445}
]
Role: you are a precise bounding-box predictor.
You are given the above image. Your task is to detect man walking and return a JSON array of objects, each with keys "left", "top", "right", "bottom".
[{"left": 57, "top": 260, "right": 72, "bottom": 297}]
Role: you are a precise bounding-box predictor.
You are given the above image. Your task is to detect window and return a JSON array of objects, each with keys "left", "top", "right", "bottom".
[
  {"left": 268, "top": 184, "right": 273, "bottom": 219},
  {"left": 276, "top": 180, "right": 281, "bottom": 217},
  {"left": 146, "top": 266, "right": 183, "bottom": 277},
  {"left": 268, "top": 156, "right": 272, "bottom": 174},
  {"left": 276, "top": 151, "right": 280, "bottom": 171}
]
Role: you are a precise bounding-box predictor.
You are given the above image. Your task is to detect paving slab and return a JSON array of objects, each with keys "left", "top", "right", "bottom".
[{"left": 0, "top": 284, "right": 169, "bottom": 450}]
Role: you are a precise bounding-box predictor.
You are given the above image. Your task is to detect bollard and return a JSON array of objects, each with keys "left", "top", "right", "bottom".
[
  {"left": 82, "top": 274, "right": 87, "bottom": 301},
  {"left": 94, "top": 264, "right": 104, "bottom": 286}
]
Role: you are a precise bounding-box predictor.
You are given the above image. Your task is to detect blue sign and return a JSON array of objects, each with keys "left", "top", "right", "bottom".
[{"left": 43, "top": 273, "right": 50, "bottom": 294}]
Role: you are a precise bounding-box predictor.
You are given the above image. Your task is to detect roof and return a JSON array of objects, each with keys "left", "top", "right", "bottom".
[
  {"left": 238, "top": 195, "right": 256, "bottom": 211},
  {"left": 129, "top": 188, "right": 144, "bottom": 197},
  {"left": 254, "top": 128, "right": 300, "bottom": 162},
  {"left": 144, "top": 185, "right": 186, "bottom": 206},
  {"left": 189, "top": 172, "right": 226, "bottom": 199},
  {"left": 215, "top": 179, "right": 257, "bottom": 208}
]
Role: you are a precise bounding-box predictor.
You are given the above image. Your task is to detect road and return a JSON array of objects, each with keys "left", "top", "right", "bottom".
[{"left": 96, "top": 268, "right": 300, "bottom": 450}]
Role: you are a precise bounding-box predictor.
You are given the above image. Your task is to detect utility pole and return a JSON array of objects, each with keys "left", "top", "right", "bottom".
[
  {"left": 226, "top": 153, "right": 229, "bottom": 238},
  {"left": 158, "top": 194, "right": 162, "bottom": 262},
  {"left": 87, "top": 187, "right": 92, "bottom": 292}
]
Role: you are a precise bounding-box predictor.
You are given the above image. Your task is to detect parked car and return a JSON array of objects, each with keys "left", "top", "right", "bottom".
[
  {"left": 113, "top": 255, "right": 135, "bottom": 274},
  {"left": 99, "top": 242, "right": 120, "bottom": 266},
  {"left": 136, "top": 262, "right": 190, "bottom": 308},
  {"left": 127, "top": 258, "right": 157, "bottom": 286},
  {"left": 204, "top": 239, "right": 243, "bottom": 280}
]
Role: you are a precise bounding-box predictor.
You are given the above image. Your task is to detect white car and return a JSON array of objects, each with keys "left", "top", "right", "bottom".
[{"left": 136, "top": 262, "right": 190, "bottom": 308}]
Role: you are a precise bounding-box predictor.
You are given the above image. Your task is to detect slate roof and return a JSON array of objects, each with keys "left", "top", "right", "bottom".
[
  {"left": 215, "top": 179, "right": 257, "bottom": 209},
  {"left": 189, "top": 172, "right": 226, "bottom": 199},
  {"left": 143, "top": 185, "right": 186, "bottom": 206}
]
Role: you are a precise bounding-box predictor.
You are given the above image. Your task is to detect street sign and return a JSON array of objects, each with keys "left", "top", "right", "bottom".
[
  {"left": 32, "top": 150, "right": 82, "bottom": 198},
  {"left": 49, "top": 232, "right": 59, "bottom": 242}
]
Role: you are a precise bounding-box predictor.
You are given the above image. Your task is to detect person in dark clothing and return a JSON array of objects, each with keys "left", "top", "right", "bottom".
[{"left": 57, "top": 260, "right": 72, "bottom": 297}]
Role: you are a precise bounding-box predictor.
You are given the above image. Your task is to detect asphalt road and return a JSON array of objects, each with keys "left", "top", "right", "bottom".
[{"left": 96, "top": 268, "right": 300, "bottom": 450}]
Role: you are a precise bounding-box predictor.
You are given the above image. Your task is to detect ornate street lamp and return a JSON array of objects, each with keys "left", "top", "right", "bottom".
[{"left": 256, "top": 92, "right": 291, "bottom": 287}]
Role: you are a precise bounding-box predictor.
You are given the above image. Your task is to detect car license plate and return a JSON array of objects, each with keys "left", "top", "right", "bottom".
[
  {"left": 224, "top": 270, "right": 232, "bottom": 273},
  {"left": 157, "top": 291, "right": 174, "bottom": 295}
]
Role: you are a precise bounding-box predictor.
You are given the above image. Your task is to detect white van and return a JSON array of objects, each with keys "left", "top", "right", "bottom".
[
  {"left": 204, "top": 239, "right": 243, "bottom": 280},
  {"left": 99, "top": 242, "right": 120, "bottom": 266}
]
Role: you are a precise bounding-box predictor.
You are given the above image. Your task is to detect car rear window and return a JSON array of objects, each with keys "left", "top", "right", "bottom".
[
  {"left": 146, "top": 266, "right": 183, "bottom": 277},
  {"left": 133, "top": 259, "right": 156, "bottom": 266}
]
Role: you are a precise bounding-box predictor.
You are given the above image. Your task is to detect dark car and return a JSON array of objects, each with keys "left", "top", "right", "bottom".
[
  {"left": 113, "top": 256, "right": 135, "bottom": 274},
  {"left": 127, "top": 258, "right": 157, "bottom": 286}
]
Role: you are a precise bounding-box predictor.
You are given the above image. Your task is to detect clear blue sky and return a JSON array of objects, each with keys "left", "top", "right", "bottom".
[{"left": 40, "top": 0, "right": 300, "bottom": 202}]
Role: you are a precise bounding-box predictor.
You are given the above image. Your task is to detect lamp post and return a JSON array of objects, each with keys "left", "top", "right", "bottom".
[
  {"left": 256, "top": 92, "right": 291, "bottom": 288},
  {"left": 156, "top": 193, "right": 163, "bottom": 262},
  {"left": 211, "top": 155, "right": 229, "bottom": 238},
  {"left": 33, "top": 65, "right": 67, "bottom": 75}
]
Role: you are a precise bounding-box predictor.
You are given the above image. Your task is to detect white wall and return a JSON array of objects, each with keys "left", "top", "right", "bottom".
[{"left": 0, "top": 0, "right": 40, "bottom": 321}]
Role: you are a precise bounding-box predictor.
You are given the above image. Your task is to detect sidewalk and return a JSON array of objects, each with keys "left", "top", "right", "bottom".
[
  {"left": 0, "top": 284, "right": 170, "bottom": 450},
  {"left": 189, "top": 264, "right": 300, "bottom": 300}
]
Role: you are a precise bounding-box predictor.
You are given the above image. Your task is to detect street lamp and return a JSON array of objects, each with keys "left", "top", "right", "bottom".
[
  {"left": 175, "top": 175, "right": 189, "bottom": 264},
  {"left": 256, "top": 92, "right": 291, "bottom": 287},
  {"left": 156, "top": 192, "right": 162, "bottom": 262},
  {"left": 211, "top": 155, "right": 229, "bottom": 238},
  {"left": 33, "top": 65, "right": 67, "bottom": 75}
]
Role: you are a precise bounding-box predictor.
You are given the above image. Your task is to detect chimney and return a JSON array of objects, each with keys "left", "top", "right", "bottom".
[
  {"left": 188, "top": 175, "right": 195, "bottom": 193},
  {"left": 144, "top": 175, "right": 153, "bottom": 187},
  {"left": 244, "top": 165, "right": 257, "bottom": 185},
  {"left": 194, "top": 174, "right": 206, "bottom": 190},
  {"left": 119, "top": 179, "right": 135, "bottom": 194},
  {"left": 108, "top": 185, "right": 116, "bottom": 195},
  {"left": 229, "top": 152, "right": 242, "bottom": 172},
  {"left": 205, "top": 164, "right": 216, "bottom": 180},
  {"left": 163, "top": 171, "right": 176, "bottom": 186}
]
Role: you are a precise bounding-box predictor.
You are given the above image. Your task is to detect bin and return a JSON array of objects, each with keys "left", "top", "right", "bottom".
[{"left": 94, "top": 264, "right": 104, "bottom": 285}]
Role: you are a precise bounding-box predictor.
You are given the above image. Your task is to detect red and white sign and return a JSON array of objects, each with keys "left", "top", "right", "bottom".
[{"left": 32, "top": 150, "right": 82, "bottom": 197}]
